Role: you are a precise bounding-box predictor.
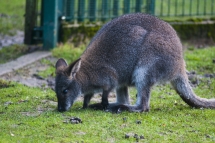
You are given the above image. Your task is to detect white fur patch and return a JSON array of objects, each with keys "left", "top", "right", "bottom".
[{"left": 132, "top": 66, "right": 148, "bottom": 87}]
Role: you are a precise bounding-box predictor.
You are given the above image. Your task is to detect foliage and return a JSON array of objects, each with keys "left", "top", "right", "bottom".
[{"left": 172, "top": 23, "right": 215, "bottom": 42}]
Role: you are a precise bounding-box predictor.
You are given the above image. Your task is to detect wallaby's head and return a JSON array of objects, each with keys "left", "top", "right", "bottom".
[{"left": 55, "top": 58, "right": 81, "bottom": 112}]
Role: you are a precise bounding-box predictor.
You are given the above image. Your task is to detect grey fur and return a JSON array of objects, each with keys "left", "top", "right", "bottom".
[{"left": 55, "top": 13, "right": 215, "bottom": 112}]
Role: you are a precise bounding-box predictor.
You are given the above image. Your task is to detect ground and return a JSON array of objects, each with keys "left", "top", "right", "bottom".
[{"left": 0, "top": 43, "right": 215, "bottom": 142}]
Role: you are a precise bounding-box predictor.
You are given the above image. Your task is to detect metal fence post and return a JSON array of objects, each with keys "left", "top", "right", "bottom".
[
  {"left": 113, "top": 0, "right": 119, "bottom": 18},
  {"left": 24, "top": 0, "right": 37, "bottom": 45},
  {"left": 135, "top": 0, "right": 142, "bottom": 12},
  {"left": 89, "top": 0, "right": 97, "bottom": 21},
  {"left": 58, "top": 0, "right": 64, "bottom": 43},
  {"left": 101, "top": 0, "right": 108, "bottom": 21},
  {"left": 146, "top": 0, "right": 155, "bottom": 15},
  {"left": 42, "top": 0, "right": 59, "bottom": 49},
  {"left": 78, "top": 0, "right": 85, "bottom": 22},
  {"left": 124, "top": 0, "right": 130, "bottom": 14},
  {"left": 66, "top": 0, "right": 75, "bottom": 21}
]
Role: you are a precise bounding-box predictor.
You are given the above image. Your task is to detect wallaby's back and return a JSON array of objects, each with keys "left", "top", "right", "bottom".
[{"left": 80, "top": 13, "right": 184, "bottom": 85}]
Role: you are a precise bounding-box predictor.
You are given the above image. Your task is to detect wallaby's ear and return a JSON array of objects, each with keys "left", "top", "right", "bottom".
[
  {"left": 55, "top": 58, "right": 68, "bottom": 70},
  {"left": 66, "top": 58, "right": 81, "bottom": 77},
  {"left": 71, "top": 59, "right": 81, "bottom": 77}
]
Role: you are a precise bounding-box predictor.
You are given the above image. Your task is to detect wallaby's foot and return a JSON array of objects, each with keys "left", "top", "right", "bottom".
[
  {"left": 107, "top": 104, "right": 149, "bottom": 113},
  {"left": 107, "top": 104, "right": 130, "bottom": 113},
  {"left": 88, "top": 103, "right": 108, "bottom": 110}
]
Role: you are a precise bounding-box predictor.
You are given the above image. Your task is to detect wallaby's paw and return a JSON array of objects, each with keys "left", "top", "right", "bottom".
[
  {"left": 107, "top": 104, "right": 130, "bottom": 114},
  {"left": 88, "top": 103, "right": 107, "bottom": 110}
]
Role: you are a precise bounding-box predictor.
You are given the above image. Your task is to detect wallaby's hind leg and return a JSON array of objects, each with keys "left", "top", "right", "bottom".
[
  {"left": 106, "top": 86, "right": 130, "bottom": 112},
  {"left": 83, "top": 93, "right": 94, "bottom": 108},
  {"left": 107, "top": 86, "right": 151, "bottom": 113},
  {"left": 107, "top": 69, "right": 152, "bottom": 113},
  {"left": 107, "top": 64, "right": 159, "bottom": 113}
]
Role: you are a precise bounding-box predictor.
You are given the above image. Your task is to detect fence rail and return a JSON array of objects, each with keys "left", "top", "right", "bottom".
[{"left": 62, "top": 0, "right": 215, "bottom": 22}]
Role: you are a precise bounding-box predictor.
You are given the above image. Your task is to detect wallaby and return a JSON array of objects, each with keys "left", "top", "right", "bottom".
[{"left": 55, "top": 13, "right": 215, "bottom": 112}]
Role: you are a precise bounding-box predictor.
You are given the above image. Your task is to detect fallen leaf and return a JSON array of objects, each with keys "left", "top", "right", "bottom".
[{"left": 10, "top": 132, "right": 15, "bottom": 136}]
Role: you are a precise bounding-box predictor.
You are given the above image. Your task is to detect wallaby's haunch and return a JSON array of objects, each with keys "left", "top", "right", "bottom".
[{"left": 55, "top": 13, "right": 215, "bottom": 112}]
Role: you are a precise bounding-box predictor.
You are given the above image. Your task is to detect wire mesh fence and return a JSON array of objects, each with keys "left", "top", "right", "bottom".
[{"left": 62, "top": 0, "right": 215, "bottom": 22}]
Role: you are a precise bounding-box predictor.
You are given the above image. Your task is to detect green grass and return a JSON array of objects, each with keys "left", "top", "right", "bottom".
[
  {"left": 0, "top": 0, "right": 25, "bottom": 35},
  {"left": 36, "top": 59, "right": 56, "bottom": 78},
  {"left": 185, "top": 47, "right": 215, "bottom": 74},
  {"left": 52, "top": 43, "right": 86, "bottom": 63},
  {"left": 0, "top": 46, "right": 215, "bottom": 142}
]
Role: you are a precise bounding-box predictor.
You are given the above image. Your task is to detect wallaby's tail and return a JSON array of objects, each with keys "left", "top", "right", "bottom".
[{"left": 171, "top": 76, "right": 215, "bottom": 108}]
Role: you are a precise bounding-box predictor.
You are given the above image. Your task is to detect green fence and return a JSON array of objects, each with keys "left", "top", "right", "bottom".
[
  {"left": 62, "top": 0, "right": 215, "bottom": 22},
  {"left": 25, "top": 0, "right": 215, "bottom": 49},
  {"left": 62, "top": 0, "right": 155, "bottom": 22}
]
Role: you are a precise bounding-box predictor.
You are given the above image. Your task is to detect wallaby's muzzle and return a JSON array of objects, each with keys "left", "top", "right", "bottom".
[
  {"left": 57, "top": 98, "right": 73, "bottom": 112},
  {"left": 58, "top": 104, "right": 72, "bottom": 112},
  {"left": 58, "top": 107, "right": 66, "bottom": 112}
]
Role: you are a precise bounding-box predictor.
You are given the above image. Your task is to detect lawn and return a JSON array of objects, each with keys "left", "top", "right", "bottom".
[{"left": 0, "top": 45, "right": 215, "bottom": 142}]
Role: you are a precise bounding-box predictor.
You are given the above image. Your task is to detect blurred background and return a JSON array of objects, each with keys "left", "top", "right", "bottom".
[{"left": 0, "top": 0, "right": 215, "bottom": 51}]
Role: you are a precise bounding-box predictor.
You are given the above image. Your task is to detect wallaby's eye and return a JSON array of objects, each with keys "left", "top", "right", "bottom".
[{"left": 62, "top": 89, "right": 68, "bottom": 94}]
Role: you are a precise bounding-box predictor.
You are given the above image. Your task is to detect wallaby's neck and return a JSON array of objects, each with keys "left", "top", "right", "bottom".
[{"left": 75, "top": 70, "right": 91, "bottom": 94}]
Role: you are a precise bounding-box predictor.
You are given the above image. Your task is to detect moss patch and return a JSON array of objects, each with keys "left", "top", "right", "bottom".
[
  {"left": 60, "top": 19, "right": 215, "bottom": 47},
  {"left": 172, "top": 22, "right": 215, "bottom": 42},
  {"left": 60, "top": 22, "right": 101, "bottom": 46}
]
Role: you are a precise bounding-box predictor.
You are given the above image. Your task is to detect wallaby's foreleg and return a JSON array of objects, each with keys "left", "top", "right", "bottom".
[
  {"left": 101, "top": 90, "right": 110, "bottom": 108},
  {"left": 116, "top": 86, "right": 130, "bottom": 105},
  {"left": 83, "top": 93, "right": 94, "bottom": 108},
  {"left": 88, "top": 89, "right": 111, "bottom": 110}
]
